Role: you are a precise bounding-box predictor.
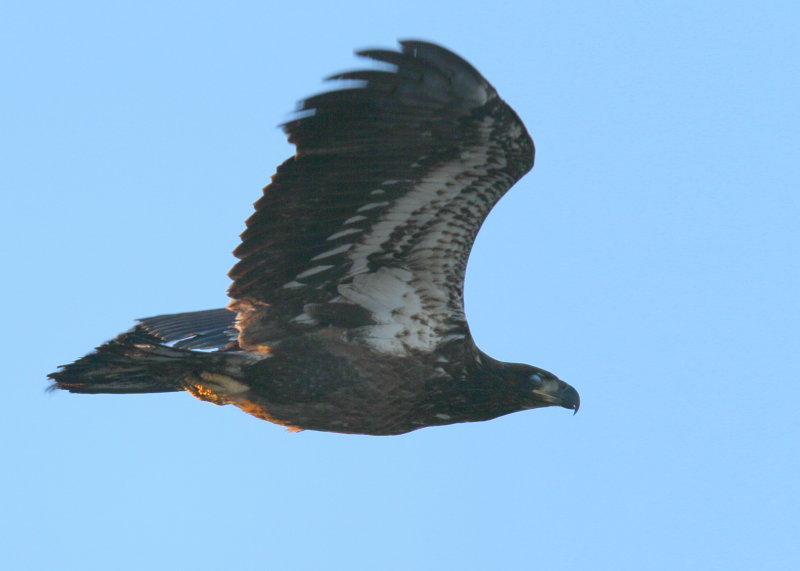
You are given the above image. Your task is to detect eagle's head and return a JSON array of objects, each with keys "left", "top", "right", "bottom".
[{"left": 491, "top": 360, "right": 580, "bottom": 414}]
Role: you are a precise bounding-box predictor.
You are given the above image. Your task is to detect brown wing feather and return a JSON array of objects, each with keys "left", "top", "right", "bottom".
[{"left": 228, "top": 41, "right": 534, "bottom": 350}]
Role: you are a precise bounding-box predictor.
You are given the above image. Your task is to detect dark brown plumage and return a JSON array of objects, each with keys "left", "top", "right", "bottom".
[{"left": 48, "top": 40, "right": 579, "bottom": 435}]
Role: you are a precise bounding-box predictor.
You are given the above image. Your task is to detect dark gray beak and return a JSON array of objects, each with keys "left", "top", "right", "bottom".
[{"left": 560, "top": 385, "right": 580, "bottom": 415}]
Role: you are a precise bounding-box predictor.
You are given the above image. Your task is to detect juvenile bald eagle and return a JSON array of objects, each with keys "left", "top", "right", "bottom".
[{"left": 49, "top": 40, "right": 579, "bottom": 435}]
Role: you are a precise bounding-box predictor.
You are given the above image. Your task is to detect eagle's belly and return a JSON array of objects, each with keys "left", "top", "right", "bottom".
[{"left": 187, "top": 330, "right": 464, "bottom": 435}]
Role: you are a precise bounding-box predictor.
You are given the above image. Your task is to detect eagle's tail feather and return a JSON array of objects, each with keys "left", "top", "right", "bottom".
[
  {"left": 48, "top": 327, "right": 192, "bottom": 394},
  {"left": 48, "top": 309, "right": 237, "bottom": 394},
  {"left": 137, "top": 308, "right": 236, "bottom": 350}
]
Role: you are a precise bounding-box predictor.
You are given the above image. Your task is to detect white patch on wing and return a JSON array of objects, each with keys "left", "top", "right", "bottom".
[
  {"left": 290, "top": 312, "right": 317, "bottom": 325},
  {"left": 344, "top": 159, "right": 479, "bottom": 279},
  {"left": 310, "top": 243, "right": 352, "bottom": 261},
  {"left": 280, "top": 116, "right": 517, "bottom": 354},
  {"left": 337, "top": 267, "right": 430, "bottom": 354},
  {"left": 295, "top": 264, "right": 334, "bottom": 279},
  {"left": 356, "top": 201, "right": 390, "bottom": 212},
  {"left": 327, "top": 228, "right": 361, "bottom": 241},
  {"left": 330, "top": 118, "right": 507, "bottom": 355}
]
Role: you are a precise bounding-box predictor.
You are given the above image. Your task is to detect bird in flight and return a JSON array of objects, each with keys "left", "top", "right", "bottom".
[{"left": 49, "top": 40, "right": 579, "bottom": 435}]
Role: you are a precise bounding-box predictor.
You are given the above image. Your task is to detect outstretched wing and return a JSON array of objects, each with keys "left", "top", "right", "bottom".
[{"left": 229, "top": 40, "right": 534, "bottom": 354}]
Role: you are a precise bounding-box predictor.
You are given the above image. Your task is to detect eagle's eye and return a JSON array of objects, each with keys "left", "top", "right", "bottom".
[{"left": 529, "top": 373, "right": 543, "bottom": 385}]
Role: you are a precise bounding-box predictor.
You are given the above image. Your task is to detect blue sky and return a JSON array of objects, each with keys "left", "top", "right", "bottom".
[{"left": 3, "top": 1, "right": 798, "bottom": 569}]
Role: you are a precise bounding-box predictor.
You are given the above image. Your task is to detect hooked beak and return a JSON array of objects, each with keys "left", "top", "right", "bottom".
[
  {"left": 559, "top": 384, "right": 580, "bottom": 415},
  {"left": 531, "top": 378, "right": 580, "bottom": 414}
]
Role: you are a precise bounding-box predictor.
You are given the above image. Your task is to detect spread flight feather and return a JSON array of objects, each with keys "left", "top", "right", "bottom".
[{"left": 229, "top": 40, "right": 534, "bottom": 355}]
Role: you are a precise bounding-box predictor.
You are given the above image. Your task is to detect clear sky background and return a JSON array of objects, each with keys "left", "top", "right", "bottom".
[{"left": 3, "top": 2, "right": 798, "bottom": 570}]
